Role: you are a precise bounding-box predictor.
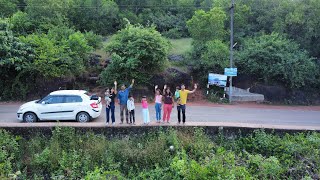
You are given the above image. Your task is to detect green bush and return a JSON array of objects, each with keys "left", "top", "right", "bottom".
[
  {"left": 0, "top": 129, "right": 20, "bottom": 178},
  {"left": 99, "top": 23, "right": 170, "bottom": 86},
  {"left": 236, "top": 33, "right": 318, "bottom": 89},
  {"left": 0, "top": 22, "right": 98, "bottom": 100},
  {"left": 246, "top": 153, "right": 283, "bottom": 179},
  {"left": 84, "top": 31, "right": 103, "bottom": 49},
  {"left": 85, "top": 167, "right": 124, "bottom": 180},
  {"left": 0, "top": 127, "right": 319, "bottom": 179},
  {"left": 9, "top": 11, "right": 35, "bottom": 35},
  {"left": 187, "top": 7, "right": 227, "bottom": 42},
  {"left": 186, "top": 40, "right": 229, "bottom": 86}
]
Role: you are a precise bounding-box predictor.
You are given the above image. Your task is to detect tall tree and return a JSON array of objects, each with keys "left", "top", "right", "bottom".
[
  {"left": 25, "top": 0, "right": 72, "bottom": 31},
  {"left": 0, "top": 0, "right": 19, "bottom": 17},
  {"left": 187, "top": 7, "right": 227, "bottom": 42},
  {"left": 68, "top": 0, "right": 119, "bottom": 35}
]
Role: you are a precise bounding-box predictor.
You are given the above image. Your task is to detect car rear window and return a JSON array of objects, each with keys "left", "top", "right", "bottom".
[{"left": 65, "top": 96, "right": 83, "bottom": 103}]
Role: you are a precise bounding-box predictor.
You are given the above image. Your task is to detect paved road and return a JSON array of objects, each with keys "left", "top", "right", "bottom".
[{"left": 1, "top": 103, "right": 320, "bottom": 130}]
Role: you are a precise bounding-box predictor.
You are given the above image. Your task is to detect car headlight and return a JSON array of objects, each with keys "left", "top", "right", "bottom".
[{"left": 18, "top": 107, "right": 25, "bottom": 112}]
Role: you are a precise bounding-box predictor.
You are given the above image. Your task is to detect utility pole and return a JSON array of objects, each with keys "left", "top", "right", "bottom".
[{"left": 229, "top": 0, "right": 235, "bottom": 103}]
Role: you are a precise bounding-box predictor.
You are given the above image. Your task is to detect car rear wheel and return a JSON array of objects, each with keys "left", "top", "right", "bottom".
[
  {"left": 76, "top": 112, "right": 90, "bottom": 123},
  {"left": 23, "top": 112, "right": 37, "bottom": 123}
]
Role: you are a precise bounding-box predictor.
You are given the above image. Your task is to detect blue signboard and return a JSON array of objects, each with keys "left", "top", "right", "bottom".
[
  {"left": 208, "top": 73, "right": 227, "bottom": 87},
  {"left": 224, "top": 68, "right": 237, "bottom": 76}
]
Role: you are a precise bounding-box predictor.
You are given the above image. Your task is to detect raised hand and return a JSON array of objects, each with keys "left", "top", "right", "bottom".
[
  {"left": 194, "top": 83, "right": 198, "bottom": 89},
  {"left": 164, "top": 84, "right": 167, "bottom": 89},
  {"left": 131, "top": 79, "right": 135, "bottom": 84},
  {"left": 155, "top": 85, "right": 158, "bottom": 89},
  {"left": 114, "top": 81, "right": 117, "bottom": 85}
]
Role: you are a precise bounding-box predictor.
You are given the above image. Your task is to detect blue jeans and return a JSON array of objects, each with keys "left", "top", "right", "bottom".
[
  {"left": 106, "top": 103, "right": 115, "bottom": 123},
  {"left": 155, "top": 103, "right": 162, "bottom": 121}
]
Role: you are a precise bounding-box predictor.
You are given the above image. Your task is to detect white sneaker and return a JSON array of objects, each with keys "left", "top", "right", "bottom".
[
  {"left": 112, "top": 122, "right": 115, "bottom": 125},
  {"left": 106, "top": 122, "right": 109, "bottom": 125}
]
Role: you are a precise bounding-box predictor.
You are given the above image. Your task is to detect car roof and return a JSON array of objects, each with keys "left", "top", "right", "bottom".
[{"left": 50, "top": 90, "right": 88, "bottom": 96}]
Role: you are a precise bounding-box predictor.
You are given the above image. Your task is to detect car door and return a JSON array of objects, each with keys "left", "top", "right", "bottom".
[
  {"left": 60, "top": 95, "right": 83, "bottom": 120},
  {"left": 37, "top": 95, "right": 64, "bottom": 120}
]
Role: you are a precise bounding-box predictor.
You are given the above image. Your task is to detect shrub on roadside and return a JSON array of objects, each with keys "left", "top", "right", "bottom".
[
  {"left": 0, "top": 129, "right": 20, "bottom": 178},
  {"left": 0, "top": 127, "right": 319, "bottom": 179}
]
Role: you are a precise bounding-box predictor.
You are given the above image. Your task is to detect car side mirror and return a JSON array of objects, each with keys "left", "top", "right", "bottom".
[{"left": 41, "top": 101, "right": 46, "bottom": 105}]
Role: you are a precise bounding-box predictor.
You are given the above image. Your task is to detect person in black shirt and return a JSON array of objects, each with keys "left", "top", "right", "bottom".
[
  {"left": 162, "top": 85, "right": 174, "bottom": 123},
  {"left": 106, "top": 81, "right": 117, "bottom": 125}
]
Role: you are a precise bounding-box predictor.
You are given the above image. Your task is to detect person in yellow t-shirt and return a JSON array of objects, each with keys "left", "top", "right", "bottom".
[{"left": 177, "top": 83, "right": 197, "bottom": 124}]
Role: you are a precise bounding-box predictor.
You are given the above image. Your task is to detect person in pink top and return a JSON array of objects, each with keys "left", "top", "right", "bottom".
[
  {"left": 141, "top": 95, "right": 150, "bottom": 124},
  {"left": 154, "top": 85, "right": 163, "bottom": 123}
]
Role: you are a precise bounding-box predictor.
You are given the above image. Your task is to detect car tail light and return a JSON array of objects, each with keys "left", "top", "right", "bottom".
[{"left": 90, "top": 102, "right": 98, "bottom": 108}]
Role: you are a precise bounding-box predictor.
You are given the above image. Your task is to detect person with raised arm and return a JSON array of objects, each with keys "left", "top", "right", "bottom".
[
  {"left": 154, "top": 85, "right": 163, "bottom": 123},
  {"left": 162, "top": 85, "right": 174, "bottom": 123},
  {"left": 117, "top": 79, "right": 134, "bottom": 124},
  {"left": 106, "top": 81, "right": 117, "bottom": 125},
  {"left": 178, "top": 83, "right": 197, "bottom": 125}
]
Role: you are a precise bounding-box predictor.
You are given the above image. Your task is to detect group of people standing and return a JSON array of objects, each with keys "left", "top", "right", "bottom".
[{"left": 104, "top": 79, "right": 197, "bottom": 125}]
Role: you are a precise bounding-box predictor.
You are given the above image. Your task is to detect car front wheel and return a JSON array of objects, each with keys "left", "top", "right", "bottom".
[
  {"left": 76, "top": 112, "right": 90, "bottom": 123},
  {"left": 23, "top": 112, "right": 37, "bottom": 123}
]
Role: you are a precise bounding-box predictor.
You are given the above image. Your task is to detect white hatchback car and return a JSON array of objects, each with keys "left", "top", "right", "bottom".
[{"left": 17, "top": 90, "right": 102, "bottom": 122}]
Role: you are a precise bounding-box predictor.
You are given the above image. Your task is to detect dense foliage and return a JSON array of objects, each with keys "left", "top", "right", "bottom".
[
  {"left": 0, "top": 127, "right": 319, "bottom": 179},
  {"left": 99, "top": 24, "right": 170, "bottom": 86},
  {"left": 182, "top": 0, "right": 320, "bottom": 101},
  {"left": 185, "top": 7, "right": 229, "bottom": 85},
  {"left": 1, "top": 0, "right": 320, "bottom": 102},
  {"left": 0, "top": 0, "right": 319, "bottom": 55},
  {"left": 187, "top": 7, "right": 226, "bottom": 42},
  {"left": 0, "top": 21, "right": 101, "bottom": 100},
  {"left": 236, "top": 33, "right": 318, "bottom": 89},
  {"left": 68, "top": 0, "right": 119, "bottom": 35}
]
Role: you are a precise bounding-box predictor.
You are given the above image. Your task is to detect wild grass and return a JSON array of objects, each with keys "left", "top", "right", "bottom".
[
  {"left": 1, "top": 127, "right": 319, "bottom": 179},
  {"left": 169, "top": 38, "right": 193, "bottom": 55}
]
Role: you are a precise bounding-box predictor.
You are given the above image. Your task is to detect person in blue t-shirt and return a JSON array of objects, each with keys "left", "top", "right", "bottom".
[{"left": 117, "top": 79, "right": 135, "bottom": 124}]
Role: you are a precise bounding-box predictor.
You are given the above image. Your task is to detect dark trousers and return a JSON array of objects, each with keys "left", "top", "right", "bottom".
[
  {"left": 177, "top": 105, "right": 186, "bottom": 123},
  {"left": 129, "top": 110, "right": 135, "bottom": 123},
  {"left": 120, "top": 104, "right": 129, "bottom": 123},
  {"left": 106, "top": 103, "right": 115, "bottom": 123}
]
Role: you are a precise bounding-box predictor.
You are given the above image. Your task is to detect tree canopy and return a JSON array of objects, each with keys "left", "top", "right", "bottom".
[
  {"left": 1, "top": 0, "right": 320, "bottom": 102},
  {"left": 99, "top": 24, "right": 170, "bottom": 85},
  {"left": 236, "top": 33, "right": 317, "bottom": 89}
]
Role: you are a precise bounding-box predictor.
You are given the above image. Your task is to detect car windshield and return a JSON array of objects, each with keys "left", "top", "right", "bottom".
[{"left": 37, "top": 95, "right": 50, "bottom": 103}]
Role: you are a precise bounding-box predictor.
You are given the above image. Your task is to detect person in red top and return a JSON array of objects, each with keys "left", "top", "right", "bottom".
[{"left": 162, "top": 85, "right": 174, "bottom": 123}]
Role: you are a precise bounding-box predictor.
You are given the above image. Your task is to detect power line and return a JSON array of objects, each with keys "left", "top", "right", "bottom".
[{"left": 0, "top": 3, "right": 211, "bottom": 9}]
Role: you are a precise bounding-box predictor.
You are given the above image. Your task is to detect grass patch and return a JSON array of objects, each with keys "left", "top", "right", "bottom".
[
  {"left": 93, "top": 37, "right": 112, "bottom": 61},
  {"left": 169, "top": 38, "right": 192, "bottom": 55},
  {"left": 94, "top": 37, "right": 193, "bottom": 60},
  {"left": 94, "top": 48, "right": 108, "bottom": 61}
]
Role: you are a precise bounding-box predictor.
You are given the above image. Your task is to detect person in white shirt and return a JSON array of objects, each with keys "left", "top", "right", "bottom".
[{"left": 127, "top": 95, "right": 135, "bottom": 125}]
